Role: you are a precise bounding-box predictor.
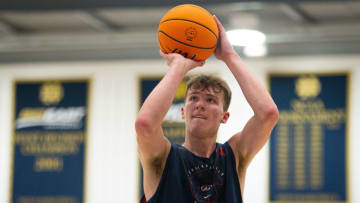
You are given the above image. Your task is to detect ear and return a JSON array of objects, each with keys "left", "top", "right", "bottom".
[
  {"left": 221, "top": 112, "right": 230, "bottom": 123},
  {"left": 181, "top": 107, "right": 185, "bottom": 120}
]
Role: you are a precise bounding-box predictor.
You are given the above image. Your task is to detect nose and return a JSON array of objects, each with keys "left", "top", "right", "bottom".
[{"left": 195, "top": 99, "right": 205, "bottom": 110}]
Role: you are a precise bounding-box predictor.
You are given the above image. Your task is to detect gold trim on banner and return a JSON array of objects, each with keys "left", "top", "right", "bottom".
[
  {"left": 83, "top": 78, "right": 92, "bottom": 203},
  {"left": 345, "top": 72, "right": 351, "bottom": 203},
  {"left": 8, "top": 79, "right": 16, "bottom": 203}
]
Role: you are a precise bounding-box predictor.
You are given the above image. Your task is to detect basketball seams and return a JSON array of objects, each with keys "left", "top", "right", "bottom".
[
  {"left": 158, "top": 39, "right": 168, "bottom": 53},
  {"left": 158, "top": 31, "right": 216, "bottom": 50},
  {"left": 160, "top": 18, "right": 218, "bottom": 40}
]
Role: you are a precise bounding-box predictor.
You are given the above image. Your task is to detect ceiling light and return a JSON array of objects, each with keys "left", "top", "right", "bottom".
[
  {"left": 226, "top": 29, "right": 266, "bottom": 47},
  {"left": 244, "top": 44, "right": 268, "bottom": 57}
]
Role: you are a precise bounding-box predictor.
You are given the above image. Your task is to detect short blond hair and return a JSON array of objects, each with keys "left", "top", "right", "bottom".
[{"left": 185, "top": 74, "right": 232, "bottom": 111}]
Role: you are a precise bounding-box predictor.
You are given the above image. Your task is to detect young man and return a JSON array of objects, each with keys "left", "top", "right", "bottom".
[{"left": 136, "top": 16, "right": 279, "bottom": 203}]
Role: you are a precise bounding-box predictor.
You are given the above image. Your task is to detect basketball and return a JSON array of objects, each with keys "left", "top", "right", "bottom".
[{"left": 158, "top": 4, "right": 219, "bottom": 61}]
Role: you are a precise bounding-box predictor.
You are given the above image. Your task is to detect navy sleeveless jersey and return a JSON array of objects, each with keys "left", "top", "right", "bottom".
[{"left": 141, "top": 142, "right": 243, "bottom": 203}]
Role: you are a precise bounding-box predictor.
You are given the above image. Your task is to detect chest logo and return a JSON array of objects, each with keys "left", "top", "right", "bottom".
[{"left": 187, "top": 165, "right": 225, "bottom": 203}]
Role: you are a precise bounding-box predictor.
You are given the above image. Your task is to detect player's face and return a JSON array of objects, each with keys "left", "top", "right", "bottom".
[{"left": 182, "top": 87, "right": 229, "bottom": 135}]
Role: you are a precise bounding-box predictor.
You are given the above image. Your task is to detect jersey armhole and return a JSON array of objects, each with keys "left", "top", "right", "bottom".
[
  {"left": 140, "top": 143, "right": 175, "bottom": 203},
  {"left": 224, "top": 142, "right": 242, "bottom": 194}
]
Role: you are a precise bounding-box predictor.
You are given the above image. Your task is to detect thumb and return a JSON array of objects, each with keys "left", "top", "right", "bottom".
[
  {"left": 159, "top": 50, "right": 166, "bottom": 58},
  {"left": 213, "top": 15, "right": 226, "bottom": 37},
  {"left": 196, "top": 60, "right": 206, "bottom": 67}
]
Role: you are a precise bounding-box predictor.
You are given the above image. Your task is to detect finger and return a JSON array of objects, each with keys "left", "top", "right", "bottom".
[
  {"left": 160, "top": 50, "right": 172, "bottom": 60},
  {"left": 213, "top": 15, "right": 220, "bottom": 25},
  {"left": 197, "top": 60, "right": 206, "bottom": 67},
  {"left": 213, "top": 15, "right": 227, "bottom": 37}
]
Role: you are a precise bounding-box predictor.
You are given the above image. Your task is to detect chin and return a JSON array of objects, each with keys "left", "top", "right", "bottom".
[{"left": 188, "top": 126, "right": 213, "bottom": 138}]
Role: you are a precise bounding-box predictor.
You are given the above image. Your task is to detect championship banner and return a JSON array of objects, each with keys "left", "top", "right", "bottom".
[
  {"left": 269, "top": 73, "right": 348, "bottom": 203},
  {"left": 138, "top": 76, "right": 187, "bottom": 198},
  {"left": 10, "top": 80, "right": 89, "bottom": 203}
]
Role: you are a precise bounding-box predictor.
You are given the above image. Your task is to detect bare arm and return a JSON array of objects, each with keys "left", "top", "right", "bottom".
[
  {"left": 214, "top": 16, "right": 279, "bottom": 169},
  {"left": 136, "top": 52, "right": 205, "bottom": 199},
  {"left": 135, "top": 52, "right": 205, "bottom": 166}
]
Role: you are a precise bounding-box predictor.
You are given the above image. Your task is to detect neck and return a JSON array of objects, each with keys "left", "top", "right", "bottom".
[{"left": 183, "top": 133, "right": 217, "bottom": 158}]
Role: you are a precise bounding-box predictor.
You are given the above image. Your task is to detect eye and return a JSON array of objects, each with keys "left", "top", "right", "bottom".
[
  {"left": 189, "top": 95, "right": 198, "bottom": 101},
  {"left": 207, "top": 98, "right": 215, "bottom": 103}
]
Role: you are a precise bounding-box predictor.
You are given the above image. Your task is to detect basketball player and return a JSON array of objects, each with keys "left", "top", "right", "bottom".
[{"left": 136, "top": 16, "right": 279, "bottom": 203}]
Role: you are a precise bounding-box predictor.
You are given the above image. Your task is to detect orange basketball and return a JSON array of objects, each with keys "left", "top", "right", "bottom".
[{"left": 158, "top": 4, "right": 219, "bottom": 61}]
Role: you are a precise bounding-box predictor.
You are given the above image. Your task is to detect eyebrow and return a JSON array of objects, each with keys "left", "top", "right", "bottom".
[{"left": 188, "top": 91, "right": 218, "bottom": 98}]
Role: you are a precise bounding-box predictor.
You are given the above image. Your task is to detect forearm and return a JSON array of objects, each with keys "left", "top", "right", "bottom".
[
  {"left": 137, "top": 65, "right": 187, "bottom": 128},
  {"left": 224, "top": 54, "right": 278, "bottom": 119}
]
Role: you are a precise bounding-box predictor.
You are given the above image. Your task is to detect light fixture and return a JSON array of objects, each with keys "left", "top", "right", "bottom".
[
  {"left": 244, "top": 44, "right": 268, "bottom": 57},
  {"left": 226, "top": 29, "right": 266, "bottom": 47}
]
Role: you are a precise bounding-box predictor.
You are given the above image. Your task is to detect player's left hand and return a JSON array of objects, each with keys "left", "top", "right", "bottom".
[{"left": 213, "top": 15, "right": 237, "bottom": 62}]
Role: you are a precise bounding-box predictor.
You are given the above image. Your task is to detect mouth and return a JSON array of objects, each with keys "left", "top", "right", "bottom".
[{"left": 192, "top": 115, "right": 207, "bottom": 119}]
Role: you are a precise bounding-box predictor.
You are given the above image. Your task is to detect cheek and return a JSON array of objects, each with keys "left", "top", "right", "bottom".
[
  {"left": 214, "top": 108, "right": 226, "bottom": 121},
  {"left": 182, "top": 104, "right": 192, "bottom": 117},
  {"left": 185, "top": 102, "right": 194, "bottom": 110}
]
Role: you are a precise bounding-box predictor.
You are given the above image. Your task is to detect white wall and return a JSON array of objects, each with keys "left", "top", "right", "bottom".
[{"left": 0, "top": 55, "right": 359, "bottom": 203}]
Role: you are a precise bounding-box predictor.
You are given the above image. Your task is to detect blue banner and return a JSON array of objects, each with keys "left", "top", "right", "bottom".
[
  {"left": 11, "top": 80, "right": 89, "bottom": 203},
  {"left": 269, "top": 74, "right": 348, "bottom": 203}
]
